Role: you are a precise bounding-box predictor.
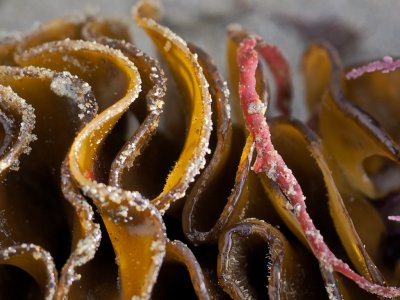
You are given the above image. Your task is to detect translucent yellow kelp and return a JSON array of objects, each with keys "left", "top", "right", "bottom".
[
  {"left": 303, "top": 43, "right": 400, "bottom": 199},
  {"left": 259, "top": 118, "right": 387, "bottom": 297},
  {"left": 133, "top": 0, "right": 212, "bottom": 213},
  {"left": 0, "top": 243, "right": 57, "bottom": 300},
  {"left": 0, "top": 66, "right": 96, "bottom": 298},
  {"left": 344, "top": 63, "right": 400, "bottom": 197},
  {"left": 2, "top": 1, "right": 400, "bottom": 298},
  {"left": 102, "top": 38, "right": 166, "bottom": 188},
  {"left": 15, "top": 39, "right": 167, "bottom": 299},
  {"left": 183, "top": 41, "right": 276, "bottom": 244},
  {"left": 0, "top": 86, "right": 56, "bottom": 300},
  {"left": 16, "top": 16, "right": 87, "bottom": 56},
  {"left": 57, "top": 159, "right": 101, "bottom": 300},
  {"left": 81, "top": 18, "right": 132, "bottom": 42},
  {"left": 16, "top": 15, "right": 132, "bottom": 58},
  {"left": 303, "top": 43, "right": 400, "bottom": 287}
]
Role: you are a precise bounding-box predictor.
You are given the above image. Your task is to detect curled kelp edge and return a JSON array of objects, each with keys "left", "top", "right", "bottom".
[
  {"left": 238, "top": 36, "right": 400, "bottom": 297},
  {"left": 15, "top": 14, "right": 133, "bottom": 63},
  {"left": 57, "top": 159, "right": 101, "bottom": 300},
  {"left": 182, "top": 42, "right": 236, "bottom": 243},
  {"left": 184, "top": 134, "right": 253, "bottom": 244},
  {"left": 15, "top": 15, "right": 88, "bottom": 59},
  {"left": 218, "top": 218, "right": 325, "bottom": 300},
  {"left": 263, "top": 118, "right": 386, "bottom": 287},
  {"left": 81, "top": 17, "right": 132, "bottom": 42},
  {"left": 105, "top": 38, "right": 166, "bottom": 187},
  {"left": 0, "top": 85, "right": 36, "bottom": 177},
  {"left": 133, "top": 0, "right": 213, "bottom": 213},
  {"left": 183, "top": 40, "right": 277, "bottom": 244},
  {"left": 29, "top": 40, "right": 168, "bottom": 299},
  {"left": 303, "top": 43, "right": 400, "bottom": 199},
  {"left": 0, "top": 243, "right": 58, "bottom": 300},
  {"left": 152, "top": 240, "right": 212, "bottom": 299},
  {"left": 0, "top": 65, "right": 99, "bottom": 298},
  {"left": 15, "top": 38, "right": 166, "bottom": 298},
  {"left": 344, "top": 57, "right": 400, "bottom": 196}
]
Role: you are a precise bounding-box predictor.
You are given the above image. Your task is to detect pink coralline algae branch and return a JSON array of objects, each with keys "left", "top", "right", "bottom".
[
  {"left": 255, "top": 38, "right": 292, "bottom": 116},
  {"left": 346, "top": 56, "right": 400, "bottom": 79},
  {"left": 237, "top": 36, "right": 400, "bottom": 298}
]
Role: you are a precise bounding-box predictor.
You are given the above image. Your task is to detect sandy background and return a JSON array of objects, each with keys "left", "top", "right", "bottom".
[{"left": 0, "top": 0, "right": 398, "bottom": 118}]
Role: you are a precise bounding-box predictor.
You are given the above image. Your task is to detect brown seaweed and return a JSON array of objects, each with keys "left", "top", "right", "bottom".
[{"left": 218, "top": 218, "right": 325, "bottom": 299}]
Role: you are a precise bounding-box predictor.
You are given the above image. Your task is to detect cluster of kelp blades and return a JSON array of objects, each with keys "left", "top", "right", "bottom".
[{"left": 1, "top": 1, "right": 400, "bottom": 299}]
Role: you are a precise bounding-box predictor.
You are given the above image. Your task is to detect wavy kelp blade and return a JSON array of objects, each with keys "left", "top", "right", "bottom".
[
  {"left": 218, "top": 218, "right": 326, "bottom": 299},
  {"left": 0, "top": 67, "right": 96, "bottom": 298},
  {"left": 183, "top": 42, "right": 277, "bottom": 244},
  {"left": 303, "top": 44, "right": 392, "bottom": 282},
  {"left": 81, "top": 18, "right": 132, "bottom": 42},
  {"left": 301, "top": 42, "right": 333, "bottom": 116},
  {"left": 0, "top": 67, "right": 96, "bottom": 268},
  {"left": 0, "top": 85, "right": 35, "bottom": 178},
  {"left": 183, "top": 131, "right": 251, "bottom": 244},
  {"left": 260, "top": 119, "right": 386, "bottom": 289},
  {"left": 345, "top": 56, "right": 400, "bottom": 144},
  {"left": 133, "top": 0, "right": 212, "bottom": 213},
  {"left": 18, "top": 39, "right": 167, "bottom": 299},
  {"left": 16, "top": 16, "right": 86, "bottom": 56},
  {"left": 344, "top": 58, "right": 400, "bottom": 195},
  {"left": 152, "top": 240, "right": 211, "bottom": 299},
  {"left": 57, "top": 159, "right": 101, "bottom": 300},
  {"left": 182, "top": 42, "right": 234, "bottom": 243},
  {"left": 16, "top": 15, "right": 132, "bottom": 57},
  {"left": 257, "top": 119, "right": 383, "bottom": 295},
  {"left": 0, "top": 86, "right": 59, "bottom": 298},
  {"left": 303, "top": 43, "right": 400, "bottom": 199},
  {"left": 101, "top": 38, "right": 166, "bottom": 188},
  {"left": 0, "top": 66, "right": 97, "bottom": 170},
  {"left": 16, "top": 40, "right": 134, "bottom": 113},
  {"left": 0, "top": 244, "right": 57, "bottom": 300},
  {"left": 238, "top": 36, "right": 400, "bottom": 298}
]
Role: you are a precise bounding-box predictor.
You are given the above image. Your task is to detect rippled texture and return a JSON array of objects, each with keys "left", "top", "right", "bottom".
[{"left": 1, "top": 0, "right": 400, "bottom": 299}]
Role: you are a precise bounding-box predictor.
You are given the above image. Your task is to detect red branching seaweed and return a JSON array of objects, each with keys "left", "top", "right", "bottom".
[{"left": 237, "top": 36, "right": 400, "bottom": 298}]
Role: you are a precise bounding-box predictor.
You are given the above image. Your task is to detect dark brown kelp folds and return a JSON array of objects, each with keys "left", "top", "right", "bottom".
[
  {"left": 218, "top": 218, "right": 325, "bottom": 300},
  {"left": 1, "top": 0, "right": 400, "bottom": 299},
  {"left": 237, "top": 35, "right": 400, "bottom": 298}
]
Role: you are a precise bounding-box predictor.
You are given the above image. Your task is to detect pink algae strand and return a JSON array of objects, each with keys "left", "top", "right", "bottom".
[
  {"left": 346, "top": 56, "right": 400, "bottom": 79},
  {"left": 237, "top": 36, "right": 400, "bottom": 298},
  {"left": 388, "top": 215, "right": 400, "bottom": 222},
  {"left": 255, "top": 38, "right": 292, "bottom": 116}
]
